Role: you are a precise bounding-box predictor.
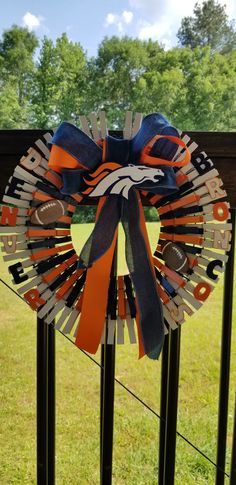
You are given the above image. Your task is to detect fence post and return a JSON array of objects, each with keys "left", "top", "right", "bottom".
[
  {"left": 163, "top": 327, "right": 181, "bottom": 485},
  {"left": 158, "top": 334, "right": 170, "bottom": 484},
  {"left": 216, "top": 208, "right": 235, "bottom": 484},
  {"left": 230, "top": 397, "right": 236, "bottom": 484},
  {"left": 48, "top": 323, "right": 56, "bottom": 483},
  {"left": 37, "top": 317, "right": 55, "bottom": 485},
  {"left": 100, "top": 327, "right": 116, "bottom": 485},
  {"left": 100, "top": 247, "right": 117, "bottom": 485}
]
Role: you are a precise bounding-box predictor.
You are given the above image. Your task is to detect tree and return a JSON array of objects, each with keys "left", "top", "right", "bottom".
[
  {"left": 0, "top": 78, "right": 23, "bottom": 128},
  {"left": 177, "top": 0, "right": 236, "bottom": 53},
  {"left": 86, "top": 36, "right": 163, "bottom": 126},
  {"left": 184, "top": 47, "right": 236, "bottom": 130},
  {"left": 54, "top": 33, "right": 87, "bottom": 123},
  {"left": 85, "top": 37, "right": 236, "bottom": 131},
  {"left": 133, "top": 47, "right": 189, "bottom": 128},
  {"left": 0, "top": 25, "right": 38, "bottom": 128},
  {"left": 0, "top": 24, "right": 235, "bottom": 131},
  {"left": 30, "top": 37, "right": 59, "bottom": 128},
  {"left": 0, "top": 25, "right": 38, "bottom": 105},
  {"left": 32, "top": 33, "right": 87, "bottom": 128}
]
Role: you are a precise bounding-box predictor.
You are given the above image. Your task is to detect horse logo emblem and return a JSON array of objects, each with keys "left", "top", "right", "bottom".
[{"left": 83, "top": 163, "right": 165, "bottom": 199}]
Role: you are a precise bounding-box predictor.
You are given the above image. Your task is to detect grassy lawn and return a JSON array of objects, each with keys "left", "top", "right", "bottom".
[{"left": 0, "top": 223, "right": 235, "bottom": 484}]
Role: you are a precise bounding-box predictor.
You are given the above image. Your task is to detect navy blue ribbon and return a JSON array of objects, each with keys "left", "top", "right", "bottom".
[{"left": 50, "top": 113, "right": 181, "bottom": 359}]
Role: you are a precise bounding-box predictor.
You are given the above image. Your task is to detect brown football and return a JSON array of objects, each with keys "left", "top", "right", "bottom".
[
  {"left": 30, "top": 199, "right": 67, "bottom": 225},
  {"left": 162, "top": 242, "right": 189, "bottom": 273}
]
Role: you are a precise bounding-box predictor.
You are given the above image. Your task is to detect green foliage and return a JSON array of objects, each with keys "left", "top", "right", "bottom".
[
  {"left": 143, "top": 206, "right": 159, "bottom": 222},
  {"left": 30, "top": 37, "right": 58, "bottom": 128},
  {"left": 31, "top": 33, "right": 87, "bottom": 128},
  {"left": 177, "top": 0, "right": 236, "bottom": 52},
  {"left": 0, "top": 11, "right": 235, "bottom": 131},
  {"left": 72, "top": 206, "right": 97, "bottom": 223},
  {"left": 0, "top": 25, "right": 38, "bottom": 127},
  {"left": 84, "top": 36, "right": 162, "bottom": 126},
  {"left": 71, "top": 205, "right": 159, "bottom": 223},
  {"left": 83, "top": 35, "right": 236, "bottom": 131},
  {"left": 0, "top": 77, "right": 23, "bottom": 128}
]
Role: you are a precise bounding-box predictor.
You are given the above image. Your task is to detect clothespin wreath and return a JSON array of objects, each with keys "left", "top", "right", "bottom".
[{"left": 0, "top": 112, "right": 232, "bottom": 360}]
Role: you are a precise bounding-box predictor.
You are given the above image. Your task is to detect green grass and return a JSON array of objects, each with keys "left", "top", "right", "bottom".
[{"left": 0, "top": 223, "right": 235, "bottom": 484}]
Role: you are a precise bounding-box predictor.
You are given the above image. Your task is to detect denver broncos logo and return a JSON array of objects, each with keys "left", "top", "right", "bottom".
[{"left": 83, "top": 162, "right": 164, "bottom": 199}]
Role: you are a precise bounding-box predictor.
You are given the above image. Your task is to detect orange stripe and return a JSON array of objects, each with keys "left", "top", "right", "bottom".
[
  {"left": 149, "top": 194, "right": 162, "bottom": 205},
  {"left": 75, "top": 197, "right": 117, "bottom": 354},
  {"left": 156, "top": 282, "right": 170, "bottom": 304},
  {"left": 136, "top": 310, "right": 145, "bottom": 359},
  {"left": 158, "top": 194, "right": 200, "bottom": 215},
  {"left": 44, "top": 170, "right": 62, "bottom": 189},
  {"left": 58, "top": 215, "right": 71, "bottom": 224},
  {"left": 56, "top": 270, "right": 82, "bottom": 299},
  {"left": 153, "top": 257, "right": 185, "bottom": 287},
  {"left": 161, "top": 215, "right": 204, "bottom": 226},
  {"left": 173, "top": 215, "right": 204, "bottom": 225},
  {"left": 176, "top": 172, "right": 188, "bottom": 185},
  {"left": 84, "top": 170, "right": 110, "bottom": 186},
  {"left": 42, "top": 254, "right": 78, "bottom": 283},
  {"left": 87, "top": 162, "right": 120, "bottom": 180},
  {"left": 118, "top": 276, "right": 126, "bottom": 319},
  {"left": 67, "top": 204, "right": 76, "bottom": 213},
  {"left": 30, "top": 243, "right": 73, "bottom": 261},
  {"left": 71, "top": 193, "right": 83, "bottom": 203},
  {"left": 173, "top": 234, "right": 203, "bottom": 245},
  {"left": 160, "top": 233, "right": 203, "bottom": 245},
  {"left": 187, "top": 254, "right": 198, "bottom": 268},
  {"left": 26, "top": 229, "right": 71, "bottom": 237},
  {"left": 33, "top": 191, "right": 54, "bottom": 202},
  {"left": 48, "top": 145, "right": 87, "bottom": 171},
  {"left": 82, "top": 187, "right": 94, "bottom": 195},
  {"left": 160, "top": 218, "right": 175, "bottom": 226}
]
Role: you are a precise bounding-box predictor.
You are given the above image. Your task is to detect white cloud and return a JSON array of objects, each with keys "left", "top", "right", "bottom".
[
  {"left": 117, "top": 22, "right": 124, "bottom": 33},
  {"left": 122, "top": 11, "right": 134, "bottom": 24},
  {"left": 138, "top": 18, "right": 172, "bottom": 43},
  {"left": 129, "top": 0, "right": 236, "bottom": 17},
  {"left": 22, "top": 12, "right": 43, "bottom": 32},
  {"left": 104, "top": 10, "right": 134, "bottom": 33},
  {"left": 105, "top": 13, "right": 117, "bottom": 26},
  {"left": 129, "top": 0, "right": 164, "bottom": 15}
]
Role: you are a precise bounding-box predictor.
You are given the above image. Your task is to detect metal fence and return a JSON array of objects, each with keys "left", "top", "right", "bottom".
[{"left": 0, "top": 130, "right": 235, "bottom": 484}]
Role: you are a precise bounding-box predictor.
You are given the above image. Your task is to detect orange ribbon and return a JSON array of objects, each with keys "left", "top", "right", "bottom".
[{"left": 48, "top": 135, "right": 190, "bottom": 357}]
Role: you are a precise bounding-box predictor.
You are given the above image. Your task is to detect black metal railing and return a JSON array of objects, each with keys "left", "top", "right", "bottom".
[{"left": 0, "top": 130, "right": 235, "bottom": 484}]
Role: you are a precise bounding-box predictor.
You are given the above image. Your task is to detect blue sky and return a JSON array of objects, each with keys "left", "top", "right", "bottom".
[{"left": 1, "top": 0, "right": 235, "bottom": 56}]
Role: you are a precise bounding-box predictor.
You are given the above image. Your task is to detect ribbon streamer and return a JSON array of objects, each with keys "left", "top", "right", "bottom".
[{"left": 48, "top": 113, "right": 190, "bottom": 359}]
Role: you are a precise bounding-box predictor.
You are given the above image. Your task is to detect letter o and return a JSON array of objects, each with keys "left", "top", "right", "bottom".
[
  {"left": 213, "top": 202, "right": 229, "bottom": 222},
  {"left": 193, "top": 282, "right": 211, "bottom": 301}
]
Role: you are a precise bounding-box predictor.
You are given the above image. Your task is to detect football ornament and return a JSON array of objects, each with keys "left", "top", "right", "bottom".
[
  {"left": 162, "top": 242, "right": 189, "bottom": 273},
  {"left": 30, "top": 200, "right": 67, "bottom": 225},
  {"left": 0, "top": 111, "right": 232, "bottom": 360}
]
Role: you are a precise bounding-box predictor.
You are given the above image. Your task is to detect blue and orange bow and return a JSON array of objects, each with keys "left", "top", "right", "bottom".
[{"left": 48, "top": 113, "right": 190, "bottom": 359}]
